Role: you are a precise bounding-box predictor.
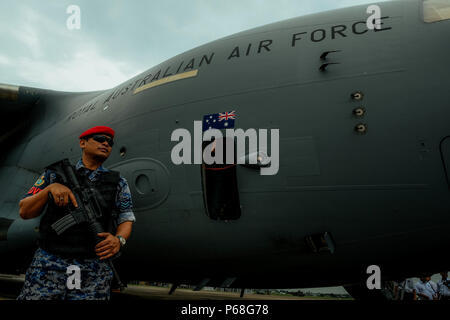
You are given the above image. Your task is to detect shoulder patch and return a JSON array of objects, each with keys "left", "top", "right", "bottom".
[{"left": 34, "top": 174, "right": 46, "bottom": 187}]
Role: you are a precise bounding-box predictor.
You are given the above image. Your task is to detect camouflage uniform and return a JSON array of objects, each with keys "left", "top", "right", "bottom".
[
  {"left": 17, "top": 248, "right": 114, "bottom": 300},
  {"left": 17, "top": 159, "right": 135, "bottom": 300}
]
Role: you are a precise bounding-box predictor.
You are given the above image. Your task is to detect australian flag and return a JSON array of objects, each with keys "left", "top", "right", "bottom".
[{"left": 202, "top": 111, "right": 237, "bottom": 132}]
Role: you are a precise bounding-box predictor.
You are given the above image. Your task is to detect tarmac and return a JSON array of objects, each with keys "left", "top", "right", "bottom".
[{"left": 0, "top": 274, "right": 333, "bottom": 300}]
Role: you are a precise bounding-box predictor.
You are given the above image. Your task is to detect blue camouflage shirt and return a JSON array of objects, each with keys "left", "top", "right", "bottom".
[{"left": 24, "top": 159, "right": 136, "bottom": 225}]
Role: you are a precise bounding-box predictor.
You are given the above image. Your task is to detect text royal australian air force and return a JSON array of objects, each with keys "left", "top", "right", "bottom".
[{"left": 100, "top": 17, "right": 393, "bottom": 106}]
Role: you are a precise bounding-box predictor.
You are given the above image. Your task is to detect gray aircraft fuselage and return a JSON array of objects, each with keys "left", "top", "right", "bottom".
[{"left": 0, "top": 0, "right": 449, "bottom": 290}]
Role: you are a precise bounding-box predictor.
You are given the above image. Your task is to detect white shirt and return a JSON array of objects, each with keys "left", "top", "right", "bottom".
[
  {"left": 437, "top": 278, "right": 450, "bottom": 297},
  {"left": 414, "top": 280, "right": 434, "bottom": 300},
  {"left": 426, "top": 280, "right": 439, "bottom": 299},
  {"left": 402, "top": 279, "right": 415, "bottom": 293},
  {"left": 397, "top": 279, "right": 414, "bottom": 293}
]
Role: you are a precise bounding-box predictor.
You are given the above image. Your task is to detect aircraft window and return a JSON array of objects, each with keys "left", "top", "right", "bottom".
[
  {"left": 201, "top": 137, "right": 241, "bottom": 220},
  {"left": 423, "top": 0, "right": 450, "bottom": 22}
]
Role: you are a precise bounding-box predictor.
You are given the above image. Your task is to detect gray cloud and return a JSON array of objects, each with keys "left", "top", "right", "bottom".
[{"left": 0, "top": 0, "right": 391, "bottom": 91}]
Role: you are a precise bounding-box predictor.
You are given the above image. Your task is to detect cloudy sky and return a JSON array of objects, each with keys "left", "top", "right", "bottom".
[{"left": 0, "top": 0, "right": 391, "bottom": 92}]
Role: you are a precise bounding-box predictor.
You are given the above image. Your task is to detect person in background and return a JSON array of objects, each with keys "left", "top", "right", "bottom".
[
  {"left": 425, "top": 275, "right": 439, "bottom": 300},
  {"left": 414, "top": 276, "right": 435, "bottom": 300},
  {"left": 395, "top": 278, "right": 415, "bottom": 300},
  {"left": 437, "top": 271, "right": 450, "bottom": 300}
]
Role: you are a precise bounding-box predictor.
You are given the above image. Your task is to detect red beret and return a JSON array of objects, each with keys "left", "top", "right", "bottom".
[{"left": 79, "top": 126, "right": 115, "bottom": 139}]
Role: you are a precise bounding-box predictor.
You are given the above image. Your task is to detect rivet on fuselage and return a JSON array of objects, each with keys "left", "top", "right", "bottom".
[
  {"left": 353, "top": 107, "right": 365, "bottom": 117},
  {"left": 351, "top": 91, "right": 364, "bottom": 101},
  {"left": 355, "top": 123, "right": 367, "bottom": 134}
]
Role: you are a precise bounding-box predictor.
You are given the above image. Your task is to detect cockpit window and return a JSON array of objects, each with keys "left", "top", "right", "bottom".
[{"left": 423, "top": 0, "right": 450, "bottom": 22}]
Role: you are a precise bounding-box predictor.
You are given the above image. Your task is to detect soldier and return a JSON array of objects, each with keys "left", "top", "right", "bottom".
[
  {"left": 414, "top": 275, "right": 438, "bottom": 300},
  {"left": 17, "top": 126, "right": 135, "bottom": 300},
  {"left": 425, "top": 276, "right": 439, "bottom": 300},
  {"left": 394, "top": 278, "right": 415, "bottom": 300},
  {"left": 402, "top": 278, "right": 416, "bottom": 300},
  {"left": 437, "top": 271, "right": 450, "bottom": 300}
]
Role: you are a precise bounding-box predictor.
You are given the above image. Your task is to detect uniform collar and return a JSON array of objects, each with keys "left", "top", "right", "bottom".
[{"left": 76, "top": 159, "right": 109, "bottom": 173}]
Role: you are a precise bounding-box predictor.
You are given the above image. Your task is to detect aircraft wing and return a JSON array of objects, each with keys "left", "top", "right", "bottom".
[
  {"left": 0, "top": 83, "right": 104, "bottom": 146},
  {"left": 0, "top": 84, "right": 40, "bottom": 144}
]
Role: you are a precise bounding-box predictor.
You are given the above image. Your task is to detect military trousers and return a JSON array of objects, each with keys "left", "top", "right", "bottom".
[{"left": 17, "top": 247, "right": 113, "bottom": 300}]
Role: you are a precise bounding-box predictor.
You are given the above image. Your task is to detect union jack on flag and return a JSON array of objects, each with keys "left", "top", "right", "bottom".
[{"left": 203, "top": 110, "right": 237, "bottom": 132}]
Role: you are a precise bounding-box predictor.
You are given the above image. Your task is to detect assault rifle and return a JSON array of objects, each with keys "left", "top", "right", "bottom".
[{"left": 46, "top": 158, "right": 125, "bottom": 292}]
